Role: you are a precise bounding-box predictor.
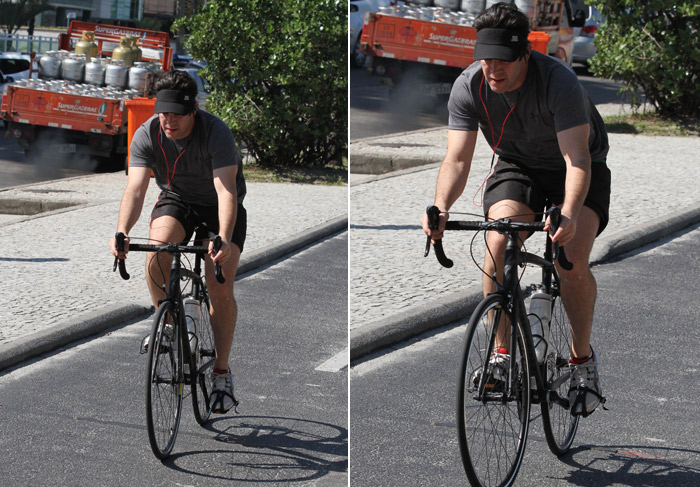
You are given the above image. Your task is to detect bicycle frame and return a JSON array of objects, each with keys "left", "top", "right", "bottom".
[
  {"left": 114, "top": 230, "right": 224, "bottom": 382},
  {"left": 426, "top": 206, "right": 573, "bottom": 406},
  {"left": 498, "top": 228, "right": 573, "bottom": 410}
]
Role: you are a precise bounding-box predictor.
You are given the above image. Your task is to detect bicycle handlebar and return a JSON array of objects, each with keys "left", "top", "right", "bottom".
[
  {"left": 424, "top": 206, "right": 573, "bottom": 271},
  {"left": 113, "top": 232, "right": 226, "bottom": 284}
]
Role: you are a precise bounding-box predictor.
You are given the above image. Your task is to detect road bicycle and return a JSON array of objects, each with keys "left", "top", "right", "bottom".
[
  {"left": 114, "top": 228, "right": 225, "bottom": 459},
  {"left": 425, "top": 205, "right": 579, "bottom": 487}
]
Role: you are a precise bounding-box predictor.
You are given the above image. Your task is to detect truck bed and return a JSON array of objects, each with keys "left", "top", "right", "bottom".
[
  {"left": 361, "top": 12, "right": 552, "bottom": 70},
  {"left": 361, "top": 13, "right": 479, "bottom": 69},
  {"left": 1, "top": 82, "right": 126, "bottom": 135}
]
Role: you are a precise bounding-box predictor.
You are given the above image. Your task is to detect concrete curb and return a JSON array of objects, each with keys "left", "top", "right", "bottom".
[
  {"left": 0, "top": 214, "right": 348, "bottom": 372},
  {"left": 350, "top": 288, "right": 482, "bottom": 360},
  {"left": 349, "top": 204, "right": 700, "bottom": 362},
  {"left": 0, "top": 303, "right": 151, "bottom": 371},
  {"left": 589, "top": 202, "right": 700, "bottom": 265},
  {"left": 349, "top": 127, "right": 445, "bottom": 175},
  {"left": 238, "top": 214, "right": 348, "bottom": 275},
  {"left": 350, "top": 153, "right": 438, "bottom": 175}
]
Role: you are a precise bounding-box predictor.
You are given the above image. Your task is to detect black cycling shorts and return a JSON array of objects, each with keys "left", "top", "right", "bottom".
[
  {"left": 483, "top": 158, "right": 611, "bottom": 235},
  {"left": 150, "top": 190, "right": 247, "bottom": 252}
]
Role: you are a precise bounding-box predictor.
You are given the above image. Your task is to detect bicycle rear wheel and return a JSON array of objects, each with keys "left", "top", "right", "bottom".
[
  {"left": 541, "top": 291, "right": 579, "bottom": 456},
  {"left": 145, "top": 302, "right": 183, "bottom": 459},
  {"left": 457, "top": 294, "right": 531, "bottom": 487},
  {"left": 191, "top": 292, "right": 215, "bottom": 425}
]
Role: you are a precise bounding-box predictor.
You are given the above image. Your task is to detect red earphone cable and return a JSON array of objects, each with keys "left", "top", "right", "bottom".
[
  {"left": 151, "top": 128, "right": 187, "bottom": 227},
  {"left": 473, "top": 74, "right": 519, "bottom": 207}
]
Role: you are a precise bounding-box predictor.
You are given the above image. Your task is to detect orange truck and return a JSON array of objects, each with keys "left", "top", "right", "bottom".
[
  {"left": 360, "top": 0, "right": 586, "bottom": 95},
  {"left": 0, "top": 21, "right": 172, "bottom": 166}
]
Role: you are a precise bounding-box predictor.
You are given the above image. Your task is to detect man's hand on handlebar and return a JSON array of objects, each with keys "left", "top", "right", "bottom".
[
  {"left": 545, "top": 211, "right": 577, "bottom": 247},
  {"left": 109, "top": 233, "right": 130, "bottom": 260},
  {"left": 421, "top": 207, "right": 449, "bottom": 244},
  {"left": 209, "top": 238, "right": 231, "bottom": 264}
]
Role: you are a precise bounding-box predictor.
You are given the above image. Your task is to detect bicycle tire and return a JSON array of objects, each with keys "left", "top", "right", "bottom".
[
  {"left": 191, "top": 291, "right": 215, "bottom": 425},
  {"left": 457, "top": 294, "right": 532, "bottom": 487},
  {"left": 145, "top": 301, "right": 184, "bottom": 460},
  {"left": 541, "top": 291, "right": 579, "bottom": 456}
]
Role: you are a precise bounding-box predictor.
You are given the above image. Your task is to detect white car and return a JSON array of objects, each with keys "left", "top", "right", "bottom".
[
  {"left": 350, "top": 0, "right": 394, "bottom": 68},
  {"left": 0, "top": 53, "right": 32, "bottom": 83},
  {"left": 573, "top": 6, "right": 604, "bottom": 65}
]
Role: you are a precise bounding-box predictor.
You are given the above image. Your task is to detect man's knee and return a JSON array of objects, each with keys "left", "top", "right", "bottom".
[{"left": 208, "top": 282, "right": 235, "bottom": 302}]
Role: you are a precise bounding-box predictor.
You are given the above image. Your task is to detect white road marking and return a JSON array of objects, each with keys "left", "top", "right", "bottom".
[{"left": 316, "top": 349, "right": 348, "bottom": 372}]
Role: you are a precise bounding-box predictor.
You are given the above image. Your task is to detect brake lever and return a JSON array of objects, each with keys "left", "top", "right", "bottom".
[
  {"left": 547, "top": 207, "right": 573, "bottom": 271},
  {"left": 424, "top": 205, "right": 440, "bottom": 257},
  {"left": 212, "top": 235, "right": 226, "bottom": 284}
]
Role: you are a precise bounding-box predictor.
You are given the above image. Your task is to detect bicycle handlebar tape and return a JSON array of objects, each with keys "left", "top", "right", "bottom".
[
  {"left": 425, "top": 206, "right": 454, "bottom": 268},
  {"left": 114, "top": 232, "right": 131, "bottom": 280},
  {"left": 433, "top": 240, "right": 454, "bottom": 268},
  {"left": 212, "top": 236, "right": 226, "bottom": 284}
]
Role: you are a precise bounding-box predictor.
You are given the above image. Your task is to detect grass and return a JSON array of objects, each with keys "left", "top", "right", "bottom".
[
  {"left": 603, "top": 113, "right": 700, "bottom": 136},
  {"left": 242, "top": 158, "right": 347, "bottom": 186}
]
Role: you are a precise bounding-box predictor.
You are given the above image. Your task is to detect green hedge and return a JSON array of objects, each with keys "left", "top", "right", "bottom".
[
  {"left": 174, "top": 0, "right": 348, "bottom": 168},
  {"left": 590, "top": 1, "right": 700, "bottom": 119}
]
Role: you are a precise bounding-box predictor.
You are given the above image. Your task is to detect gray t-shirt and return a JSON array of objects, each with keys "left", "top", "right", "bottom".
[
  {"left": 129, "top": 109, "right": 246, "bottom": 206},
  {"left": 448, "top": 50, "right": 608, "bottom": 168}
]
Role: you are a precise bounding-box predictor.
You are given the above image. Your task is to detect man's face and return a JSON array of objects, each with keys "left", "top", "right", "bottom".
[
  {"left": 480, "top": 55, "right": 529, "bottom": 93},
  {"left": 158, "top": 111, "right": 195, "bottom": 140}
]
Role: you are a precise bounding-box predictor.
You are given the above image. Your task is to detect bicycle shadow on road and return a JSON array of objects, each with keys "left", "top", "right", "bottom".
[
  {"left": 163, "top": 415, "right": 347, "bottom": 484},
  {"left": 560, "top": 444, "right": 700, "bottom": 486}
]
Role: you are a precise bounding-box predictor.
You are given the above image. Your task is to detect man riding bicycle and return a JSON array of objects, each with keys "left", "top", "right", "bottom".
[
  {"left": 109, "top": 70, "right": 246, "bottom": 415},
  {"left": 421, "top": 2, "right": 610, "bottom": 416}
]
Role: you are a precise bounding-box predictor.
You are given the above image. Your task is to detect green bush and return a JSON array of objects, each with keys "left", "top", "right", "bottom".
[
  {"left": 589, "top": 1, "right": 700, "bottom": 118},
  {"left": 173, "top": 0, "right": 347, "bottom": 168}
]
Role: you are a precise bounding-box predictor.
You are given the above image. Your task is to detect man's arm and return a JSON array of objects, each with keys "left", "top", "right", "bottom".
[
  {"left": 551, "top": 123, "right": 592, "bottom": 245},
  {"left": 109, "top": 166, "right": 151, "bottom": 258},
  {"left": 211, "top": 164, "right": 238, "bottom": 263},
  {"left": 422, "top": 129, "right": 478, "bottom": 241}
]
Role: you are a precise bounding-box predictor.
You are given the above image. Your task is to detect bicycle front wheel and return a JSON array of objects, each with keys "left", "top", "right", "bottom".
[
  {"left": 457, "top": 294, "right": 532, "bottom": 487},
  {"left": 145, "top": 302, "right": 184, "bottom": 460},
  {"left": 191, "top": 292, "right": 215, "bottom": 425},
  {"left": 541, "top": 292, "right": 579, "bottom": 456}
]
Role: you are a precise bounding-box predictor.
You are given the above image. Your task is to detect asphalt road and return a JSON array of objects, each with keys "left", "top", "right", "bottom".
[
  {"left": 0, "top": 126, "right": 95, "bottom": 189},
  {"left": 349, "top": 64, "right": 627, "bottom": 141},
  {"left": 0, "top": 232, "right": 348, "bottom": 486},
  {"left": 350, "top": 224, "right": 700, "bottom": 486}
]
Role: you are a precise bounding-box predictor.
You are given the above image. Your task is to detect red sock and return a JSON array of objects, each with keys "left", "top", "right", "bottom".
[
  {"left": 213, "top": 368, "right": 229, "bottom": 375},
  {"left": 495, "top": 347, "right": 508, "bottom": 355},
  {"left": 570, "top": 352, "right": 593, "bottom": 364}
]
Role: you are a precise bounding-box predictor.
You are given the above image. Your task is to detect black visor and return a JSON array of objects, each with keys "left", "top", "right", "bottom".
[
  {"left": 473, "top": 28, "right": 528, "bottom": 62},
  {"left": 154, "top": 89, "right": 196, "bottom": 115}
]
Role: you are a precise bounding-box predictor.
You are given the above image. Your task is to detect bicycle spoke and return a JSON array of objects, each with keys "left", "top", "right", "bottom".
[
  {"left": 541, "top": 293, "right": 579, "bottom": 456},
  {"left": 191, "top": 292, "right": 214, "bottom": 426},
  {"left": 145, "top": 304, "right": 183, "bottom": 459},
  {"left": 458, "top": 295, "right": 531, "bottom": 487}
]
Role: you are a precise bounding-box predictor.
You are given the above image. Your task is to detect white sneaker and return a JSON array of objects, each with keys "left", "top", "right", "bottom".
[
  {"left": 209, "top": 369, "right": 239, "bottom": 414},
  {"left": 140, "top": 323, "right": 174, "bottom": 354},
  {"left": 568, "top": 349, "right": 606, "bottom": 417},
  {"left": 472, "top": 348, "right": 510, "bottom": 393}
]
